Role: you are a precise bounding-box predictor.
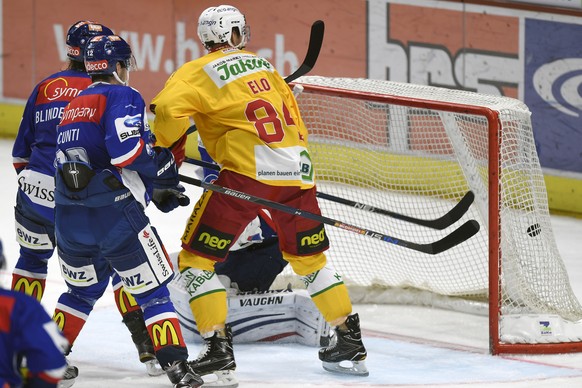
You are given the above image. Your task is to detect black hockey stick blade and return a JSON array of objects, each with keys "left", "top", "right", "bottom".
[
  {"left": 404, "top": 220, "right": 481, "bottom": 254},
  {"left": 284, "top": 20, "right": 324, "bottom": 83},
  {"left": 316, "top": 190, "right": 474, "bottom": 230},
  {"left": 183, "top": 157, "right": 473, "bottom": 230},
  {"left": 178, "top": 174, "right": 480, "bottom": 255}
]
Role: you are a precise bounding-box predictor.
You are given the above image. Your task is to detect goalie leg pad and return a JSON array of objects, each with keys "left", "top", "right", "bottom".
[
  {"left": 302, "top": 264, "right": 352, "bottom": 325},
  {"left": 169, "top": 278, "right": 330, "bottom": 347}
]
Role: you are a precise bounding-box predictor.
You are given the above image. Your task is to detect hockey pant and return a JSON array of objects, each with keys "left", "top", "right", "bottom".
[
  {"left": 177, "top": 171, "right": 352, "bottom": 331},
  {"left": 54, "top": 200, "right": 188, "bottom": 368},
  {"left": 12, "top": 190, "right": 56, "bottom": 301}
]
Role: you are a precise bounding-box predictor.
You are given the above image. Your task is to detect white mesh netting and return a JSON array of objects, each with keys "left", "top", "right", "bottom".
[{"left": 276, "top": 76, "right": 582, "bottom": 326}]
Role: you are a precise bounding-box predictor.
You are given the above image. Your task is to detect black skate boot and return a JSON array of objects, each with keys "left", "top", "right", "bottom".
[
  {"left": 164, "top": 360, "right": 204, "bottom": 388},
  {"left": 122, "top": 309, "right": 164, "bottom": 376},
  {"left": 189, "top": 325, "right": 237, "bottom": 388},
  {"left": 318, "top": 313, "right": 369, "bottom": 376}
]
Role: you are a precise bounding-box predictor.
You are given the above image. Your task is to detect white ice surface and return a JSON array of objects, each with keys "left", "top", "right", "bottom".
[{"left": 1, "top": 138, "right": 581, "bottom": 387}]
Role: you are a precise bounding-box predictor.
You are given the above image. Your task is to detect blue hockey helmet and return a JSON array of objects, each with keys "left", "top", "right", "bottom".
[
  {"left": 84, "top": 35, "right": 136, "bottom": 76},
  {"left": 66, "top": 21, "right": 114, "bottom": 62}
]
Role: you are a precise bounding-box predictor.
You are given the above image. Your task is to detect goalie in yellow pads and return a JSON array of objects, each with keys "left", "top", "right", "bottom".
[{"left": 151, "top": 5, "right": 368, "bottom": 386}]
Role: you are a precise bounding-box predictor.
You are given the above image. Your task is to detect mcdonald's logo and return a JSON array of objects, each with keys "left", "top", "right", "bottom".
[
  {"left": 13, "top": 278, "right": 44, "bottom": 301},
  {"left": 151, "top": 320, "right": 180, "bottom": 347},
  {"left": 117, "top": 287, "right": 138, "bottom": 314},
  {"left": 53, "top": 311, "right": 66, "bottom": 331}
]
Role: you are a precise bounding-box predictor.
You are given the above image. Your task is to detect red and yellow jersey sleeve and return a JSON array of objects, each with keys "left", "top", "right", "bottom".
[{"left": 151, "top": 48, "right": 314, "bottom": 189}]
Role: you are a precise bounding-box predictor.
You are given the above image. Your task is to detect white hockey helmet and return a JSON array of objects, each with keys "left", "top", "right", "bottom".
[{"left": 197, "top": 5, "right": 249, "bottom": 50}]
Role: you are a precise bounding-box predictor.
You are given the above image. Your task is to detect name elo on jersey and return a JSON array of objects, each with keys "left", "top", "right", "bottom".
[{"left": 205, "top": 53, "right": 275, "bottom": 88}]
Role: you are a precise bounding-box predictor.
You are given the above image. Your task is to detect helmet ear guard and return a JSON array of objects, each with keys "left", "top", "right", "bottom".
[
  {"left": 66, "top": 21, "right": 114, "bottom": 62},
  {"left": 197, "top": 5, "right": 249, "bottom": 50}
]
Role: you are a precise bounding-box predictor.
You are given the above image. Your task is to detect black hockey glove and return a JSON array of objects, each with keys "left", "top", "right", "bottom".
[
  {"left": 152, "top": 147, "right": 190, "bottom": 212},
  {"left": 152, "top": 184, "right": 190, "bottom": 213},
  {"left": 153, "top": 147, "right": 180, "bottom": 188}
]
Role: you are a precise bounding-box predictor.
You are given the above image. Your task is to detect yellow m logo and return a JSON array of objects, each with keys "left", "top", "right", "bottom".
[
  {"left": 13, "top": 278, "right": 44, "bottom": 301},
  {"left": 53, "top": 311, "right": 66, "bottom": 331},
  {"left": 117, "top": 287, "right": 138, "bottom": 314},
  {"left": 151, "top": 320, "right": 180, "bottom": 347}
]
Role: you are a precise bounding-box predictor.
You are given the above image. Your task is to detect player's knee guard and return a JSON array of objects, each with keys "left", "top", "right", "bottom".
[
  {"left": 301, "top": 264, "right": 352, "bottom": 325},
  {"left": 111, "top": 274, "right": 141, "bottom": 316},
  {"left": 14, "top": 206, "right": 54, "bottom": 251},
  {"left": 178, "top": 251, "right": 227, "bottom": 334}
]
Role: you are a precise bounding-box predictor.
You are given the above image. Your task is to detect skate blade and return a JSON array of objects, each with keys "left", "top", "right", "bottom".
[
  {"left": 145, "top": 359, "right": 165, "bottom": 376},
  {"left": 57, "top": 379, "right": 76, "bottom": 388},
  {"left": 201, "top": 370, "right": 239, "bottom": 388},
  {"left": 322, "top": 360, "right": 369, "bottom": 377}
]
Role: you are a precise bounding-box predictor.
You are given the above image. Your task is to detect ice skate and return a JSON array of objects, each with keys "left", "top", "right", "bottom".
[
  {"left": 189, "top": 325, "right": 238, "bottom": 388},
  {"left": 164, "top": 360, "right": 204, "bottom": 388},
  {"left": 319, "top": 313, "right": 369, "bottom": 376},
  {"left": 122, "top": 310, "right": 164, "bottom": 376},
  {"left": 57, "top": 360, "right": 78, "bottom": 388}
]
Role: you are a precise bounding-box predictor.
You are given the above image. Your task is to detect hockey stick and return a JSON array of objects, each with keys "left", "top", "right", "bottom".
[
  {"left": 183, "top": 157, "right": 473, "bottom": 230},
  {"left": 284, "top": 20, "right": 325, "bottom": 83},
  {"left": 178, "top": 174, "right": 480, "bottom": 255}
]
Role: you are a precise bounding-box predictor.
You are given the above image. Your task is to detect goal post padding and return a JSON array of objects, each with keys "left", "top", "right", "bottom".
[{"left": 278, "top": 75, "right": 582, "bottom": 355}]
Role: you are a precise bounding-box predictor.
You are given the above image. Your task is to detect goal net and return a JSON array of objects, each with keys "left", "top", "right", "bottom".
[{"left": 281, "top": 75, "right": 582, "bottom": 354}]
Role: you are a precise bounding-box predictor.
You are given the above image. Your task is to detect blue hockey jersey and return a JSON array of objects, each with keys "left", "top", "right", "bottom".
[
  {"left": 12, "top": 70, "right": 91, "bottom": 221},
  {"left": 0, "top": 288, "right": 67, "bottom": 388},
  {"left": 56, "top": 82, "right": 159, "bottom": 208}
]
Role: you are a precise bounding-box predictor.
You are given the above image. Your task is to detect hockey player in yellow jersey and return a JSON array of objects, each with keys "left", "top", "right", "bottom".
[{"left": 151, "top": 5, "right": 368, "bottom": 386}]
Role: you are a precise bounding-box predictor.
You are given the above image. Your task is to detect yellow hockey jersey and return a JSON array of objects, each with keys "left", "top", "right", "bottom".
[{"left": 151, "top": 47, "right": 314, "bottom": 189}]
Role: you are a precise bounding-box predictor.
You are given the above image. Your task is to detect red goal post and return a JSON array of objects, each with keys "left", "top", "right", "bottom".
[{"left": 288, "top": 76, "right": 582, "bottom": 355}]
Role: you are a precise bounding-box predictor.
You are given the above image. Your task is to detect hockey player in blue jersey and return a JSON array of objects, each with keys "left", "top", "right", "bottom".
[
  {"left": 10, "top": 21, "right": 162, "bottom": 381},
  {"left": 0, "top": 284, "right": 68, "bottom": 388},
  {"left": 53, "top": 34, "right": 202, "bottom": 388},
  {"left": 11, "top": 20, "right": 113, "bottom": 303}
]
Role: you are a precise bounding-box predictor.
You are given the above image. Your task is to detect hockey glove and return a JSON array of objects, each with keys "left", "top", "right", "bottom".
[
  {"left": 152, "top": 146, "right": 180, "bottom": 189},
  {"left": 152, "top": 184, "right": 190, "bottom": 213}
]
